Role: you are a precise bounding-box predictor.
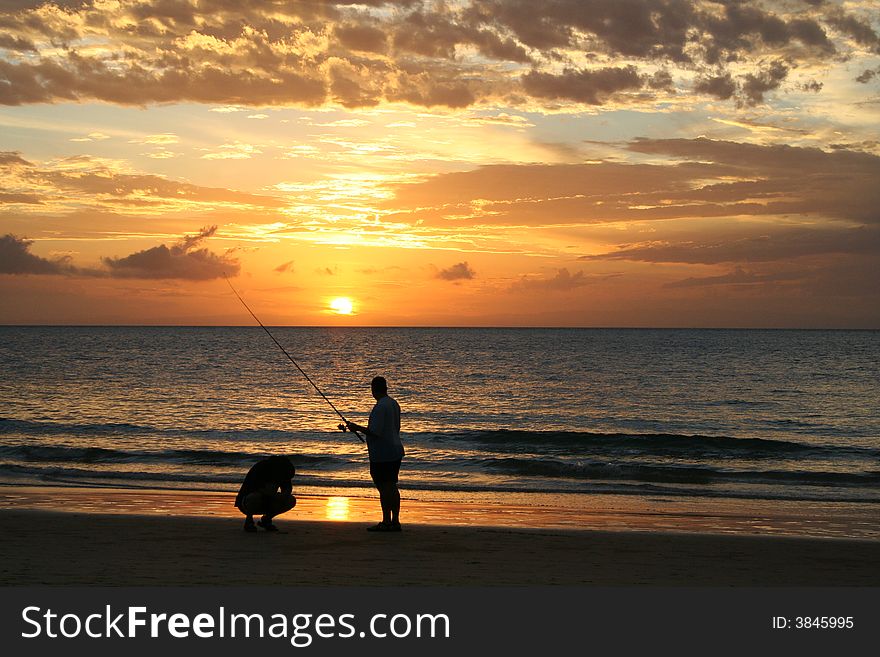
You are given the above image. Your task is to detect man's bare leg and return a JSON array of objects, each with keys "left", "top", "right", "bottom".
[{"left": 378, "top": 483, "right": 400, "bottom": 527}]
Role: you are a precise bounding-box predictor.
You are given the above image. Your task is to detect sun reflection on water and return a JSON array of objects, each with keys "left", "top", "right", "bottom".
[{"left": 325, "top": 496, "right": 351, "bottom": 521}]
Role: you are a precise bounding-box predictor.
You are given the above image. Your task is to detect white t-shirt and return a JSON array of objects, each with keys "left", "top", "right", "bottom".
[{"left": 367, "top": 395, "right": 404, "bottom": 463}]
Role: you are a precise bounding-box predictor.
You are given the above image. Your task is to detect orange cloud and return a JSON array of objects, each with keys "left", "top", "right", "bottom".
[
  {"left": 436, "top": 261, "right": 476, "bottom": 281},
  {"left": 382, "top": 138, "right": 880, "bottom": 228}
]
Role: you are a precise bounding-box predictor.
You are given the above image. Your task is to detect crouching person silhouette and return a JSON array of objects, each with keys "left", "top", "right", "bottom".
[{"left": 235, "top": 455, "right": 297, "bottom": 532}]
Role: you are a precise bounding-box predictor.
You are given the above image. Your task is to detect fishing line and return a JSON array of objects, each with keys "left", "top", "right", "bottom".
[{"left": 223, "top": 273, "right": 364, "bottom": 443}]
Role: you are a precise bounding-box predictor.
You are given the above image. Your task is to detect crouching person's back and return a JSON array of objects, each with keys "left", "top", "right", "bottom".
[{"left": 235, "top": 455, "right": 296, "bottom": 532}]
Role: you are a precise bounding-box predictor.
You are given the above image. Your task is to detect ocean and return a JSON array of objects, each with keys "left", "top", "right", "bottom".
[{"left": 2, "top": 327, "right": 878, "bottom": 522}]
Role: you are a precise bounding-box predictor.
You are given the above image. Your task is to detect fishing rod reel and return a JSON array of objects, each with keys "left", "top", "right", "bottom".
[
  {"left": 338, "top": 423, "right": 348, "bottom": 433},
  {"left": 338, "top": 422, "right": 365, "bottom": 442}
]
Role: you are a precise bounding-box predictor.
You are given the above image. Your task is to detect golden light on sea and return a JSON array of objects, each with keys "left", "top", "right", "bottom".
[{"left": 329, "top": 297, "right": 354, "bottom": 315}]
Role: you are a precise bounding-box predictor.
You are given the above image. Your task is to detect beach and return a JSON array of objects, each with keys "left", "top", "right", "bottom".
[
  {"left": 1, "top": 487, "right": 878, "bottom": 587},
  {"left": 2, "top": 327, "right": 878, "bottom": 587}
]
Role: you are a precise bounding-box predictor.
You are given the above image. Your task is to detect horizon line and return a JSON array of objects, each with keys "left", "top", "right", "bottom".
[{"left": 1, "top": 324, "right": 878, "bottom": 331}]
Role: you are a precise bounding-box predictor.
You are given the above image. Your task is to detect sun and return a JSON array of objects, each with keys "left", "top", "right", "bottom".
[{"left": 329, "top": 297, "right": 354, "bottom": 315}]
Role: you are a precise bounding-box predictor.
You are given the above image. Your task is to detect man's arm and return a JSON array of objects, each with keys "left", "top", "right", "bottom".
[{"left": 345, "top": 420, "right": 380, "bottom": 439}]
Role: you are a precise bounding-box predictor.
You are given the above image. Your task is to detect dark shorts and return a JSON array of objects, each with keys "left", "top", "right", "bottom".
[
  {"left": 237, "top": 491, "right": 296, "bottom": 516},
  {"left": 370, "top": 459, "right": 402, "bottom": 485}
]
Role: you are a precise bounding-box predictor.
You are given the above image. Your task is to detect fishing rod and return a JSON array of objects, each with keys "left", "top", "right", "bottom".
[{"left": 223, "top": 274, "right": 364, "bottom": 443}]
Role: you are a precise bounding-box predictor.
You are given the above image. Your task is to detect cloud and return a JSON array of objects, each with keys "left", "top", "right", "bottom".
[
  {"left": 1, "top": 226, "right": 241, "bottom": 280},
  {"left": 274, "top": 260, "right": 294, "bottom": 273},
  {"left": 133, "top": 134, "right": 180, "bottom": 145},
  {"left": 0, "top": 234, "right": 75, "bottom": 275},
  {"left": 436, "top": 261, "right": 475, "bottom": 281},
  {"left": 694, "top": 72, "right": 736, "bottom": 100},
  {"left": 664, "top": 266, "right": 800, "bottom": 289},
  {"left": 102, "top": 226, "right": 240, "bottom": 280},
  {"left": 69, "top": 132, "right": 110, "bottom": 142},
  {"left": 200, "top": 142, "right": 263, "bottom": 160},
  {"left": 0, "top": 0, "right": 871, "bottom": 110},
  {"left": 357, "top": 265, "right": 406, "bottom": 275},
  {"left": 583, "top": 227, "right": 880, "bottom": 265},
  {"left": 383, "top": 138, "right": 880, "bottom": 230},
  {"left": 145, "top": 150, "right": 181, "bottom": 159},
  {"left": 0, "top": 151, "right": 32, "bottom": 167},
  {"left": 740, "top": 60, "right": 789, "bottom": 106},
  {"left": 522, "top": 66, "right": 646, "bottom": 105},
  {"left": 510, "top": 268, "right": 612, "bottom": 292},
  {"left": 0, "top": 191, "right": 41, "bottom": 204},
  {"left": 856, "top": 67, "right": 880, "bottom": 83},
  {"left": 334, "top": 24, "right": 388, "bottom": 54},
  {"left": 1, "top": 153, "right": 287, "bottom": 211},
  {"left": 827, "top": 10, "right": 880, "bottom": 51}
]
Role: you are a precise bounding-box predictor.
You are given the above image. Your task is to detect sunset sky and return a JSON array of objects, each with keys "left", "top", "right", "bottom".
[{"left": 1, "top": 0, "right": 878, "bottom": 327}]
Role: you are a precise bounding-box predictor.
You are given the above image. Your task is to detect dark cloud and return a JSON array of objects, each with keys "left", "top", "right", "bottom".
[
  {"left": 388, "top": 72, "right": 476, "bottom": 108},
  {"left": 522, "top": 66, "right": 645, "bottom": 104},
  {"left": 437, "top": 261, "right": 475, "bottom": 281},
  {"left": 647, "top": 69, "right": 674, "bottom": 90},
  {"left": 393, "top": 11, "right": 464, "bottom": 59},
  {"left": 787, "top": 18, "right": 833, "bottom": 48},
  {"left": 0, "top": 0, "right": 868, "bottom": 109},
  {"left": 102, "top": 226, "right": 240, "bottom": 280},
  {"left": 467, "top": 28, "right": 532, "bottom": 64},
  {"left": 274, "top": 260, "right": 294, "bottom": 273},
  {"left": 827, "top": 11, "right": 880, "bottom": 50},
  {"left": 701, "top": 3, "right": 833, "bottom": 57},
  {"left": 0, "top": 56, "right": 328, "bottom": 107},
  {"left": 469, "top": 0, "right": 700, "bottom": 61},
  {"left": 694, "top": 62, "right": 799, "bottom": 103},
  {"left": 739, "top": 60, "right": 788, "bottom": 106},
  {"left": 0, "top": 234, "right": 74, "bottom": 275},
  {"left": 0, "top": 33, "right": 36, "bottom": 51},
  {"left": 856, "top": 67, "right": 879, "bottom": 84},
  {"left": 392, "top": 9, "right": 532, "bottom": 63},
  {"left": 694, "top": 72, "right": 736, "bottom": 99}
]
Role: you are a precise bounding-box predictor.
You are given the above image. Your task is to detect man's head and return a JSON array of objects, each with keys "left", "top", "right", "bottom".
[{"left": 370, "top": 375, "right": 388, "bottom": 400}]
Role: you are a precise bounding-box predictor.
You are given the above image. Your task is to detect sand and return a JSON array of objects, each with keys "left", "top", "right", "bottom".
[{"left": 1, "top": 497, "right": 878, "bottom": 586}]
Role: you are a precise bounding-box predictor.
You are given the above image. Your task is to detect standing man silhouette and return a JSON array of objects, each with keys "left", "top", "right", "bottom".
[{"left": 346, "top": 376, "right": 404, "bottom": 532}]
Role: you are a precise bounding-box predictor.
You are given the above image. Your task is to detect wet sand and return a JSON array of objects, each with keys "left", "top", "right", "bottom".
[
  {"left": 1, "top": 489, "right": 878, "bottom": 586},
  {"left": 2, "top": 485, "right": 878, "bottom": 538}
]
